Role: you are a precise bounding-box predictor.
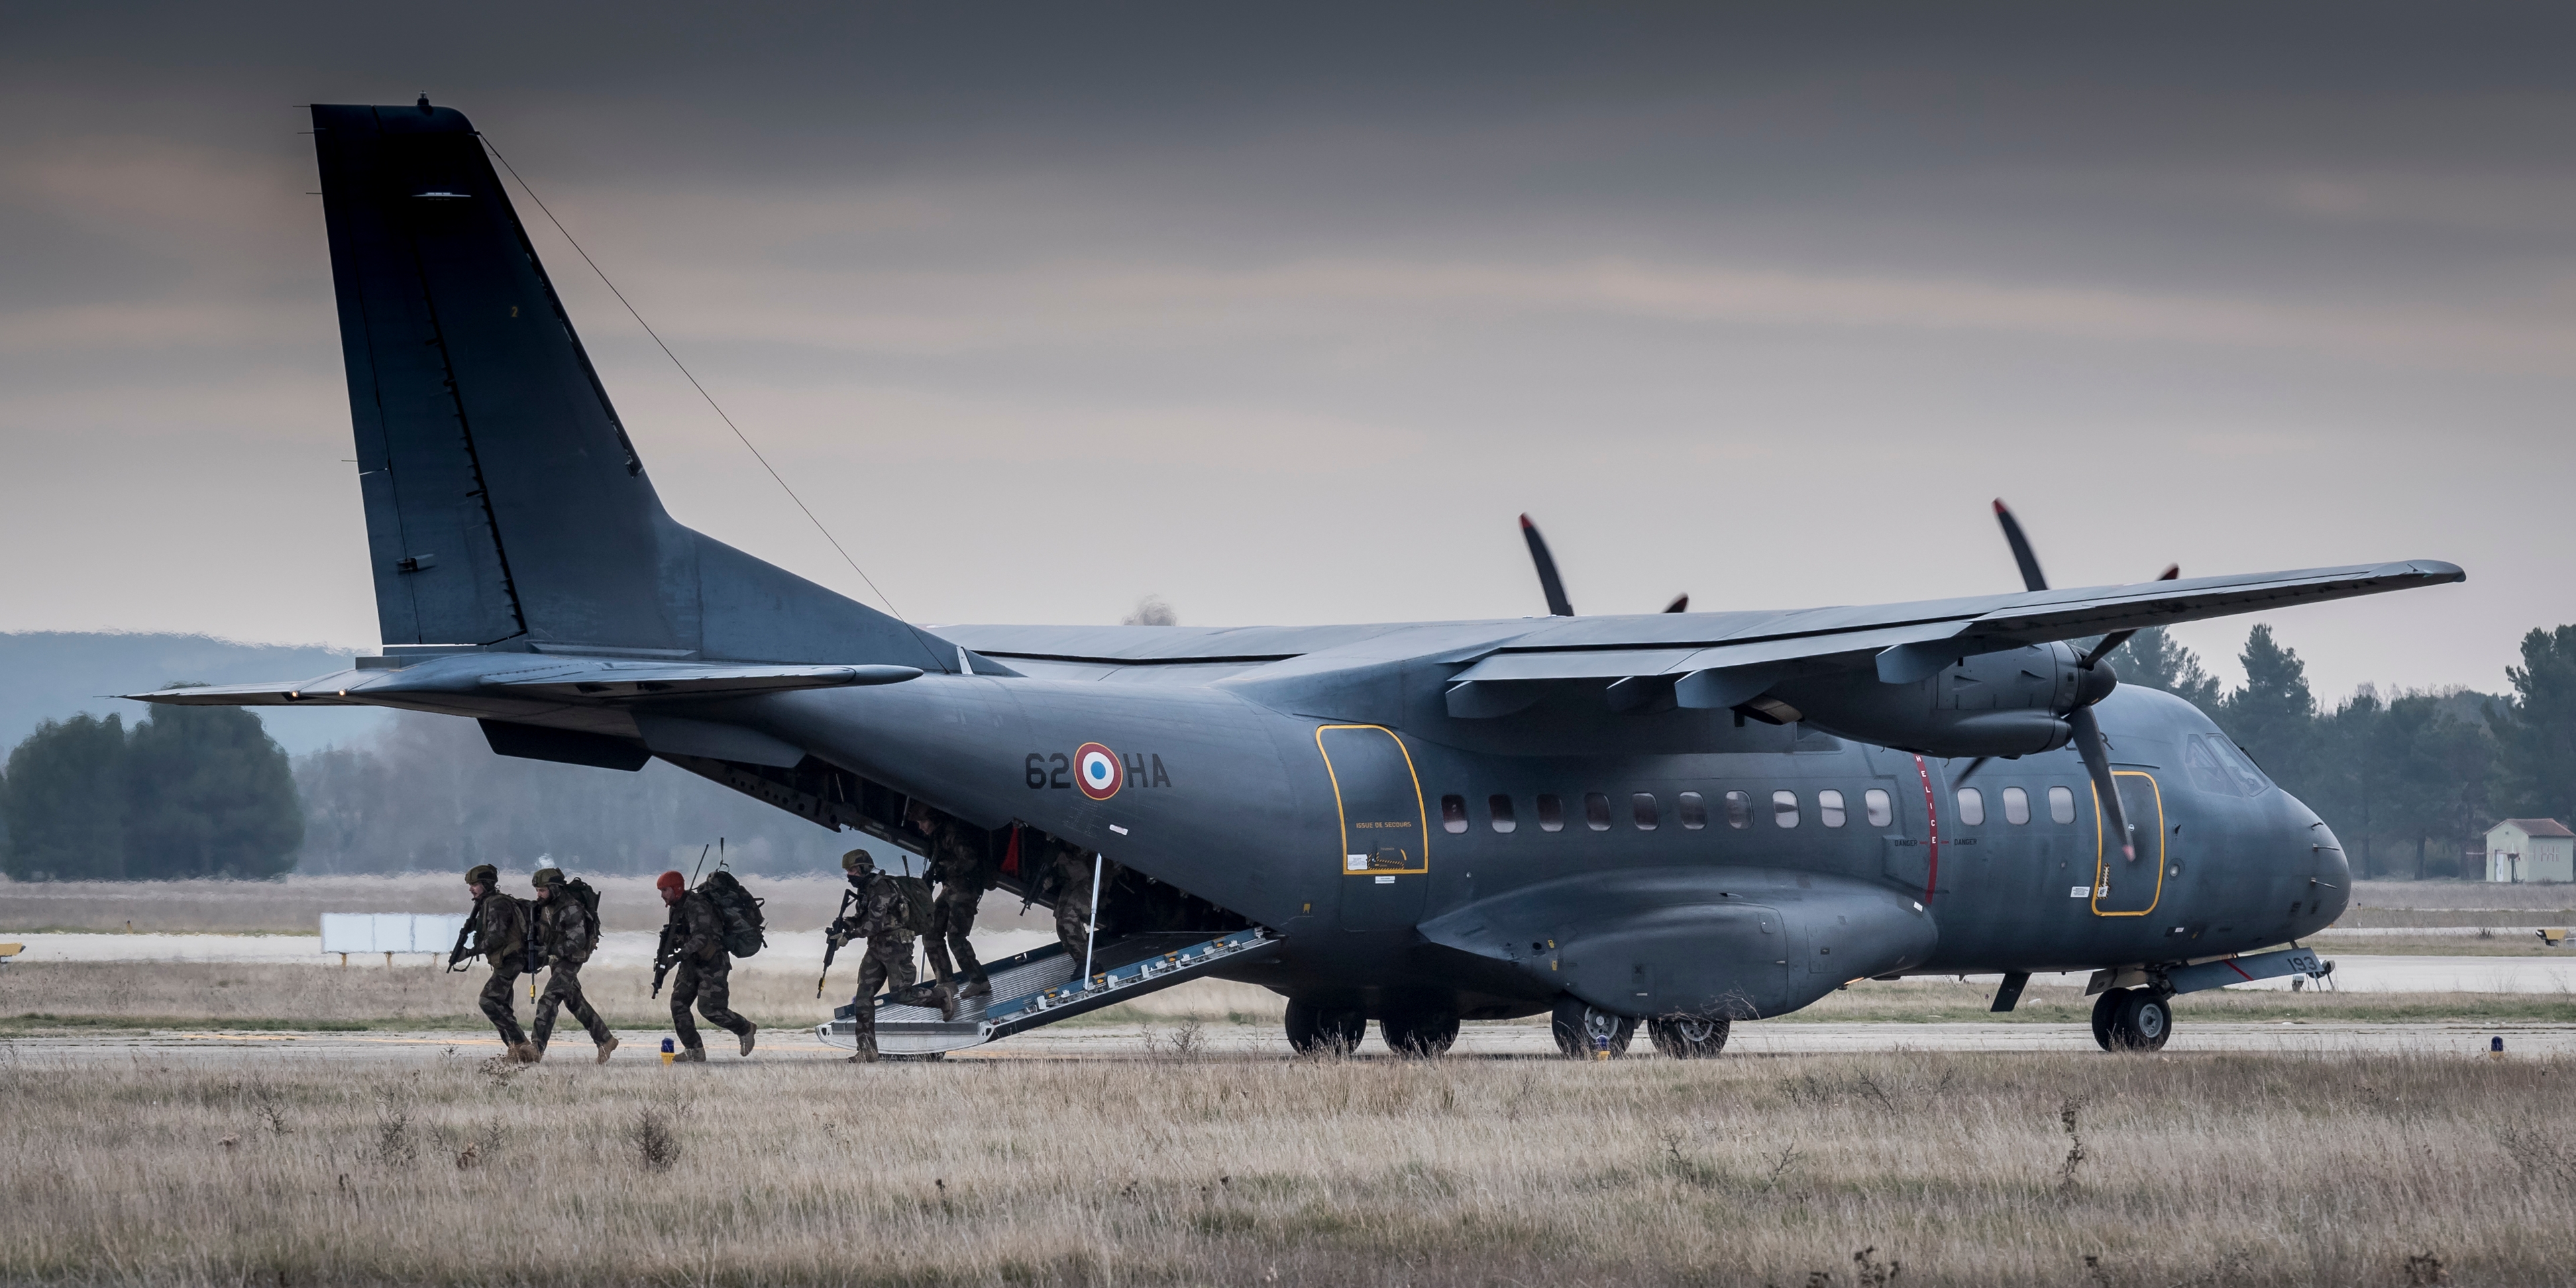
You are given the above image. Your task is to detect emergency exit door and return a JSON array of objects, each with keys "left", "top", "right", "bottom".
[
  {"left": 2090, "top": 771, "right": 2165, "bottom": 916},
  {"left": 1317, "top": 724, "right": 1430, "bottom": 932}
]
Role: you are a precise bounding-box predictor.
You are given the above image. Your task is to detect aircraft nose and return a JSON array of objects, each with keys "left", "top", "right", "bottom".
[{"left": 2290, "top": 800, "right": 2352, "bottom": 926}]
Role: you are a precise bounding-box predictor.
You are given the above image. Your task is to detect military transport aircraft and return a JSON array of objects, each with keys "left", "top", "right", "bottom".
[{"left": 135, "top": 101, "right": 2463, "bottom": 1058}]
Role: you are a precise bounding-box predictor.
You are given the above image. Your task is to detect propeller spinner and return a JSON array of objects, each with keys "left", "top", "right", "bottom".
[{"left": 1966, "top": 499, "right": 2179, "bottom": 863}]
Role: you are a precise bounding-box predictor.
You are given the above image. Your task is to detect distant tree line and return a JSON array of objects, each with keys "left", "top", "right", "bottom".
[
  {"left": 0, "top": 704, "right": 304, "bottom": 880},
  {"left": 2106, "top": 623, "right": 2576, "bottom": 879}
]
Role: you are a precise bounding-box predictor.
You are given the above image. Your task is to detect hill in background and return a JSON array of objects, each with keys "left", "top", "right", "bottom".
[{"left": 0, "top": 632, "right": 388, "bottom": 757}]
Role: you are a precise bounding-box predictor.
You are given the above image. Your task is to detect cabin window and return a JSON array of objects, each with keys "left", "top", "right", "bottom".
[
  {"left": 1864, "top": 788, "right": 1892, "bottom": 828},
  {"left": 1955, "top": 787, "right": 1985, "bottom": 826},
  {"left": 1585, "top": 793, "right": 1613, "bottom": 831},
  {"left": 1488, "top": 794, "right": 1516, "bottom": 833},
  {"left": 1678, "top": 791, "right": 1707, "bottom": 829},
  {"left": 1723, "top": 790, "right": 1752, "bottom": 829},
  {"left": 1441, "top": 794, "right": 1468, "bottom": 834},
  {"left": 1772, "top": 790, "right": 1800, "bottom": 828},
  {"left": 1536, "top": 794, "right": 1566, "bottom": 832},
  {"left": 1817, "top": 789, "right": 1847, "bottom": 828},
  {"left": 2049, "top": 784, "right": 2076, "bottom": 824},
  {"left": 1633, "top": 793, "right": 1660, "bottom": 830},
  {"left": 2002, "top": 786, "right": 2031, "bottom": 825}
]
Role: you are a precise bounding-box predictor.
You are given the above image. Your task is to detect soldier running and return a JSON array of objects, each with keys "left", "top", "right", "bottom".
[
  {"left": 657, "top": 870, "right": 757, "bottom": 1062},
  {"left": 528, "top": 866, "right": 618, "bottom": 1063},
  {"left": 827, "top": 849, "right": 920, "bottom": 1063},
  {"left": 458, "top": 863, "right": 536, "bottom": 1063},
  {"left": 910, "top": 802, "right": 995, "bottom": 1006}
]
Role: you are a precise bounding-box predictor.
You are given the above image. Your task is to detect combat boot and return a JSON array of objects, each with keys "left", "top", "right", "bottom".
[
  {"left": 846, "top": 1032, "right": 879, "bottom": 1064},
  {"left": 674, "top": 1046, "right": 706, "bottom": 1063},
  {"left": 936, "top": 982, "right": 961, "bottom": 1022},
  {"left": 594, "top": 1034, "right": 620, "bottom": 1065},
  {"left": 960, "top": 973, "right": 994, "bottom": 1002},
  {"left": 738, "top": 1021, "right": 759, "bottom": 1057},
  {"left": 510, "top": 1041, "right": 542, "bottom": 1063}
]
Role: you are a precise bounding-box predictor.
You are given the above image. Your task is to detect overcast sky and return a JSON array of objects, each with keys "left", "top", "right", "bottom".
[{"left": 2, "top": 2, "right": 2569, "bottom": 700}]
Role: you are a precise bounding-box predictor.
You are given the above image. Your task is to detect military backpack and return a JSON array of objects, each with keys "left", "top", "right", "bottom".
[
  {"left": 561, "top": 877, "right": 603, "bottom": 955},
  {"left": 697, "top": 869, "right": 766, "bottom": 958},
  {"left": 888, "top": 874, "right": 936, "bottom": 936}
]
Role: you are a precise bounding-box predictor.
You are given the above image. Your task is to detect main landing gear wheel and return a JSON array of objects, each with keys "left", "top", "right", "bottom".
[
  {"left": 1550, "top": 998, "right": 1636, "bottom": 1058},
  {"left": 1379, "top": 1005, "right": 1460, "bottom": 1057},
  {"left": 2090, "top": 987, "right": 2172, "bottom": 1052},
  {"left": 1647, "top": 1015, "right": 1732, "bottom": 1059},
  {"left": 1284, "top": 1000, "right": 1366, "bottom": 1054}
]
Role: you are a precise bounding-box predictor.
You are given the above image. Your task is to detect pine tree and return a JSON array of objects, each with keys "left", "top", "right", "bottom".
[
  {"left": 2491, "top": 625, "right": 2576, "bottom": 824},
  {"left": 2104, "top": 627, "right": 2222, "bottom": 710},
  {"left": 123, "top": 704, "right": 305, "bottom": 879},
  {"left": 0, "top": 714, "right": 129, "bottom": 879}
]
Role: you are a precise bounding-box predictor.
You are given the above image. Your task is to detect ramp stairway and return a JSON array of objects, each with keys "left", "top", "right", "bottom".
[{"left": 816, "top": 926, "right": 1277, "bottom": 1056}]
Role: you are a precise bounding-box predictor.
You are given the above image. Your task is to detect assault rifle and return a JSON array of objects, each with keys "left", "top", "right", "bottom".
[
  {"left": 817, "top": 886, "right": 858, "bottom": 999},
  {"left": 650, "top": 916, "right": 682, "bottom": 999},
  {"left": 445, "top": 895, "right": 484, "bottom": 972}
]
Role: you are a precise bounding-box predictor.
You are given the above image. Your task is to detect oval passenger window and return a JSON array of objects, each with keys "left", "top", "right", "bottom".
[
  {"left": 2049, "top": 785, "right": 2075, "bottom": 824},
  {"left": 1817, "top": 789, "right": 1846, "bottom": 828},
  {"left": 1536, "top": 794, "right": 1565, "bottom": 833},
  {"left": 1864, "top": 788, "right": 1892, "bottom": 828},
  {"left": 1772, "top": 790, "right": 1799, "bottom": 828},
  {"left": 2002, "top": 786, "right": 2031, "bottom": 825},
  {"left": 1584, "top": 793, "right": 1613, "bottom": 832},
  {"left": 1955, "top": 787, "right": 1984, "bottom": 826},
  {"left": 1488, "top": 794, "right": 1516, "bottom": 833},
  {"left": 1723, "top": 790, "right": 1752, "bottom": 829},
  {"left": 1440, "top": 794, "right": 1468, "bottom": 834},
  {"left": 1678, "top": 791, "right": 1707, "bottom": 830}
]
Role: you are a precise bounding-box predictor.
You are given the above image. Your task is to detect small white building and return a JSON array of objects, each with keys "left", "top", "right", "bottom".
[{"left": 2483, "top": 818, "right": 2575, "bottom": 883}]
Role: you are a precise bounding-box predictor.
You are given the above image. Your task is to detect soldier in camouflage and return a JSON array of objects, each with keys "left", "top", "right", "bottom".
[
  {"left": 909, "top": 801, "right": 994, "bottom": 1004},
  {"left": 828, "top": 849, "right": 920, "bottom": 1063},
  {"left": 657, "top": 869, "right": 756, "bottom": 1062},
  {"left": 462, "top": 863, "right": 537, "bottom": 1063},
  {"left": 1044, "top": 840, "right": 1103, "bottom": 963},
  {"left": 528, "top": 867, "right": 618, "bottom": 1063}
]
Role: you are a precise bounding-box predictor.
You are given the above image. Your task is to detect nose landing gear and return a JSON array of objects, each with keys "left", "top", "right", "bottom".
[{"left": 2090, "top": 987, "right": 2172, "bottom": 1052}]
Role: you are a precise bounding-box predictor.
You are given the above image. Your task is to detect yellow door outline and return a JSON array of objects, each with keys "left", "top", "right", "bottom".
[
  {"left": 1316, "top": 724, "right": 1430, "bottom": 875},
  {"left": 2089, "top": 769, "right": 2165, "bottom": 917}
]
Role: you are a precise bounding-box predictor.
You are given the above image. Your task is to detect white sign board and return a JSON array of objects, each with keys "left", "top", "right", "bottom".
[{"left": 319, "top": 913, "right": 470, "bottom": 955}]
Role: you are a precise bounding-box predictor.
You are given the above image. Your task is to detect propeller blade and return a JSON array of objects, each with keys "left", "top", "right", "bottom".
[
  {"left": 1519, "top": 514, "right": 1575, "bottom": 617},
  {"left": 2076, "top": 566, "right": 2180, "bottom": 669},
  {"left": 1664, "top": 594, "right": 1689, "bottom": 614},
  {"left": 2069, "top": 705, "right": 2135, "bottom": 861},
  {"left": 1992, "top": 499, "right": 2049, "bottom": 594},
  {"left": 1953, "top": 756, "right": 1992, "bottom": 786}
]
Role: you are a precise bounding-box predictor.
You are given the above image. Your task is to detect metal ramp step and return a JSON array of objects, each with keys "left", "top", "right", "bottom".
[{"left": 815, "top": 926, "right": 1276, "bottom": 1056}]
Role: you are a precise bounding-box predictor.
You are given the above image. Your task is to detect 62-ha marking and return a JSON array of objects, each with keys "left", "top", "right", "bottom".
[{"left": 1026, "top": 747, "right": 1172, "bottom": 795}]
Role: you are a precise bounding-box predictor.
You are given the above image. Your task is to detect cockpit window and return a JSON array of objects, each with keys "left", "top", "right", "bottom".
[
  {"left": 2210, "top": 737, "right": 2273, "bottom": 796},
  {"left": 2183, "top": 737, "right": 2235, "bottom": 796}
]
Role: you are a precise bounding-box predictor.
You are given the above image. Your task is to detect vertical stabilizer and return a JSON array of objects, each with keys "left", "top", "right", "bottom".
[{"left": 311, "top": 101, "right": 964, "bottom": 672}]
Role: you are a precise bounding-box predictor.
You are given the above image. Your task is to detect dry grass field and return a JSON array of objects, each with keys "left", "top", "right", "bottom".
[{"left": 1, "top": 1042, "right": 2569, "bottom": 1286}]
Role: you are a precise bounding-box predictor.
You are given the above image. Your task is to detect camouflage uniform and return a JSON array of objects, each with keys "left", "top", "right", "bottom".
[
  {"left": 830, "top": 850, "right": 920, "bottom": 1062},
  {"left": 919, "top": 817, "right": 994, "bottom": 996},
  {"left": 667, "top": 889, "right": 754, "bottom": 1057},
  {"left": 529, "top": 869, "right": 616, "bottom": 1059},
  {"left": 1048, "top": 842, "right": 1101, "bottom": 963},
  {"left": 463, "top": 865, "right": 531, "bottom": 1054}
]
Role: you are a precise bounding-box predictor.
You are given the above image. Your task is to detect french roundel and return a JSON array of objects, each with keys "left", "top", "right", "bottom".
[{"left": 1075, "top": 743, "right": 1123, "bottom": 800}]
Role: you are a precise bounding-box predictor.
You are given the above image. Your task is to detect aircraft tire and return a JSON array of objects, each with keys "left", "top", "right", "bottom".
[
  {"left": 1379, "top": 1006, "right": 1460, "bottom": 1057},
  {"left": 2109, "top": 991, "right": 2173, "bottom": 1052},
  {"left": 1285, "top": 1000, "right": 1367, "bottom": 1054},
  {"left": 2089, "top": 988, "right": 2128, "bottom": 1051},
  {"left": 1550, "top": 997, "right": 1637, "bottom": 1058},
  {"left": 1647, "top": 1016, "right": 1731, "bottom": 1059}
]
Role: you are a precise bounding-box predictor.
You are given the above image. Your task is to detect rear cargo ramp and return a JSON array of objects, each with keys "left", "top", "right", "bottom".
[{"left": 818, "top": 927, "right": 1277, "bottom": 1056}]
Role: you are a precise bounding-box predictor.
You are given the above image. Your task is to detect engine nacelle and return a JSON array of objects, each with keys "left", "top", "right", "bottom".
[{"left": 1772, "top": 641, "right": 2090, "bottom": 758}]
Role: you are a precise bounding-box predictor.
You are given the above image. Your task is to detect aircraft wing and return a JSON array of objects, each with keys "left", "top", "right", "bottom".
[
  {"left": 1442, "top": 559, "right": 2461, "bottom": 700},
  {"left": 124, "top": 657, "right": 921, "bottom": 707}
]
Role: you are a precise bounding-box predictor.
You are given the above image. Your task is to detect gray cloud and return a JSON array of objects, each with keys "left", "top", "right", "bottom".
[{"left": 1, "top": 1, "right": 2571, "bottom": 700}]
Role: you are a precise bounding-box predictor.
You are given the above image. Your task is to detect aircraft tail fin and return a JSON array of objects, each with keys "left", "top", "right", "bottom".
[{"left": 311, "top": 101, "right": 962, "bottom": 672}]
